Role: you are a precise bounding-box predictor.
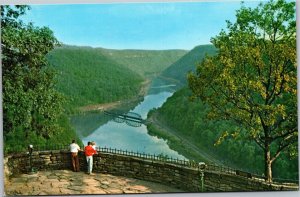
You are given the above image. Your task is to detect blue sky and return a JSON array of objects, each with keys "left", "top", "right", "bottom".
[{"left": 21, "top": 1, "right": 264, "bottom": 50}]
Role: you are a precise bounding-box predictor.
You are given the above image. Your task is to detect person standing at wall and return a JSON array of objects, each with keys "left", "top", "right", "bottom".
[
  {"left": 91, "top": 141, "right": 96, "bottom": 150},
  {"left": 70, "top": 139, "right": 81, "bottom": 172},
  {"left": 84, "top": 141, "right": 97, "bottom": 175}
]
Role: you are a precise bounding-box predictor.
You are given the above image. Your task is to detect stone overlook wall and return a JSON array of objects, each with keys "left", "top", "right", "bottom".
[{"left": 4, "top": 149, "right": 299, "bottom": 192}]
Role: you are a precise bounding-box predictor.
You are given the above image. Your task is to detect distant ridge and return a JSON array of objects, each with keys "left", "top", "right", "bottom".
[
  {"left": 160, "top": 44, "right": 217, "bottom": 87},
  {"left": 97, "top": 48, "right": 187, "bottom": 78},
  {"left": 46, "top": 46, "right": 143, "bottom": 110},
  {"left": 46, "top": 45, "right": 187, "bottom": 110}
]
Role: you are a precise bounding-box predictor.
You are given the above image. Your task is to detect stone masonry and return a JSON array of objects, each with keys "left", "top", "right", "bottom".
[
  {"left": 4, "top": 149, "right": 299, "bottom": 193},
  {"left": 5, "top": 170, "right": 184, "bottom": 195}
]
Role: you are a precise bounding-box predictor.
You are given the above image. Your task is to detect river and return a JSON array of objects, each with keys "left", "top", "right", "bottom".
[{"left": 71, "top": 79, "right": 186, "bottom": 160}]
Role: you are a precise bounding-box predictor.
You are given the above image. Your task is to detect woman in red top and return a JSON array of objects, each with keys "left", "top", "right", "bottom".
[{"left": 85, "top": 142, "right": 97, "bottom": 175}]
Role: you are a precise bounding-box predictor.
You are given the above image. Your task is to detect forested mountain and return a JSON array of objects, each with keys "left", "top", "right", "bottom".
[
  {"left": 46, "top": 45, "right": 187, "bottom": 111},
  {"left": 160, "top": 45, "right": 217, "bottom": 86},
  {"left": 147, "top": 88, "right": 299, "bottom": 180},
  {"left": 46, "top": 46, "right": 144, "bottom": 111},
  {"left": 98, "top": 48, "right": 187, "bottom": 78}
]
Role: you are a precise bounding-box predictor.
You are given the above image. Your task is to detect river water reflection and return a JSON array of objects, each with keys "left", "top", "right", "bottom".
[{"left": 74, "top": 81, "right": 186, "bottom": 160}]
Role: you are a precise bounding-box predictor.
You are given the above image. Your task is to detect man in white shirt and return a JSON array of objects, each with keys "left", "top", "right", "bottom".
[
  {"left": 70, "top": 139, "right": 81, "bottom": 172},
  {"left": 91, "top": 141, "right": 96, "bottom": 150}
]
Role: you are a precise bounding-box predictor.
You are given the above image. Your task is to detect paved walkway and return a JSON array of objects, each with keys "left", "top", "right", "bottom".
[{"left": 5, "top": 170, "right": 184, "bottom": 195}]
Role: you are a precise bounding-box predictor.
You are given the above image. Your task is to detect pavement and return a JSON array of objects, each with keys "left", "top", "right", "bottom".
[{"left": 4, "top": 170, "right": 184, "bottom": 196}]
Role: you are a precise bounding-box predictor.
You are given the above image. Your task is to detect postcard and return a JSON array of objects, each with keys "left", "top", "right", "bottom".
[{"left": 1, "top": 0, "right": 299, "bottom": 196}]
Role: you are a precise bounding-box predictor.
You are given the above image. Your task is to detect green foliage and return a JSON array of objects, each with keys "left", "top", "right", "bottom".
[
  {"left": 1, "top": 5, "right": 30, "bottom": 27},
  {"left": 99, "top": 48, "right": 187, "bottom": 78},
  {"left": 187, "top": 0, "right": 297, "bottom": 182},
  {"left": 47, "top": 115, "right": 83, "bottom": 147},
  {"left": 46, "top": 46, "right": 146, "bottom": 112},
  {"left": 148, "top": 87, "right": 298, "bottom": 180},
  {"left": 1, "top": 5, "right": 81, "bottom": 152},
  {"left": 47, "top": 46, "right": 186, "bottom": 112},
  {"left": 160, "top": 45, "right": 217, "bottom": 87},
  {"left": 4, "top": 115, "right": 83, "bottom": 153}
]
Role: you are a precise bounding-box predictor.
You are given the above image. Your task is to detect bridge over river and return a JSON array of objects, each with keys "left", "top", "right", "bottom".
[{"left": 103, "top": 110, "right": 149, "bottom": 127}]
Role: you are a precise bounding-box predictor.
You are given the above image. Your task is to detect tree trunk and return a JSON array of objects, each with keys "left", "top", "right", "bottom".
[{"left": 264, "top": 144, "right": 273, "bottom": 182}]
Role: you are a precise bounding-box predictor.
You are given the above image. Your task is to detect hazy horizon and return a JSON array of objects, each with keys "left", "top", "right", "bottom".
[{"left": 20, "top": 1, "right": 263, "bottom": 50}]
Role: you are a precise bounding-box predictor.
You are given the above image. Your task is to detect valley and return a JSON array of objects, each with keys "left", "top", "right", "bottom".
[
  {"left": 48, "top": 44, "right": 297, "bottom": 181},
  {"left": 3, "top": 1, "right": 297, "bottom": 189}
]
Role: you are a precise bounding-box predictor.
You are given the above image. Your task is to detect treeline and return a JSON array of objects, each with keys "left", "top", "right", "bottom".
[
  {"left": 46, "top": 46, "right": 188, "bottom": 113},
  {"left": 1, "top": 6, "right": 185, "bottom": 153},
  {"left": 99, "top": 48, "right": 187, "bottom": 78},
  {"left": 2, "top": 6, "right": 82, "bottom": 152},
  {"left": 147, "top": 88, "right": 298, "bottom": 180},
  {"left": 47, "top": 46, "right": 144, "bottom": 112},
  {"left": 160, "top": 45, "right": 217, "bottom": 87},
  {"left": 2, "top": 5, "right": 186, "bottom": 152}
]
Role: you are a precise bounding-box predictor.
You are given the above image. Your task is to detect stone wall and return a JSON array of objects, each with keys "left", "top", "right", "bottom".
[
  {"left": 4, "top": 150, "right": 299, "bottom": 192},
  {"left": 204, "top": 171, "right": 298, "bottom": 192},
  {"left": 5, "top": 150, "right": 70, "bottom": 175},
  {"left": 93, "top": 152, "right": 202, "bottom": 191}
]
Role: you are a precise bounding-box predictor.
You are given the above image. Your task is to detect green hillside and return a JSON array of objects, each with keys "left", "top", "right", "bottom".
[
  {"left": 98, "top": 48, "right": 187, "bottom": 78},
  {"left": 147, "top": 87, "right": 299, "bottom": 180},
  {"left": 160, "top": 45, "right": 217, "bottom": 86},
  {"left": 46, "top": 46, "right": 144, "bottom": 111}
]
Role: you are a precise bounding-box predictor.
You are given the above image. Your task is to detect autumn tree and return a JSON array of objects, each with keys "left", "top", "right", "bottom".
[
  {"left": 1, "top": 5, "right": 65, "bottom": 149},
  {"left": 188, "top": 0, "right": 297, "bottom": 182}
]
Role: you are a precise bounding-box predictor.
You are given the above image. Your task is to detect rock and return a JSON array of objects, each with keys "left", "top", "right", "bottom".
[
  {"left": 4, "top": 169, "right": 184, "bottom": 195},
  {"left": 130, "top": 185, "right": 149, "bottom": 192},
  {"left": 67, "top": 185, "right": 83, "bottom": 191},
  {"left": 100, "top": 184, "right": 109, "bottom": 189},
  {"left": 101, "top": 181, "right": 110, "bottom": 185},
  {"left": 105, "top": 188, "right": 124, "bottom": 194},
  {"left": 123, "top": 189, "right": 137, "bottom": 194},
  {"left": 47, "top": 175, "right": 57, "bottom": 179}
]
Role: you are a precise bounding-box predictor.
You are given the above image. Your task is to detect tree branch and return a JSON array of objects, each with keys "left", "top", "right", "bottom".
[
  {"left": 270, "top": 136, "right": 298, "bottom": 163},
  {"left": 272, "top": 127, "right": 296, "bottom": 142}
]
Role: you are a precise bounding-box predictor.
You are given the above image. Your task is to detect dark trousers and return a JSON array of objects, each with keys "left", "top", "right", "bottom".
[{"left": 71, "top": 152, "right": 80, "bottom": 172}]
